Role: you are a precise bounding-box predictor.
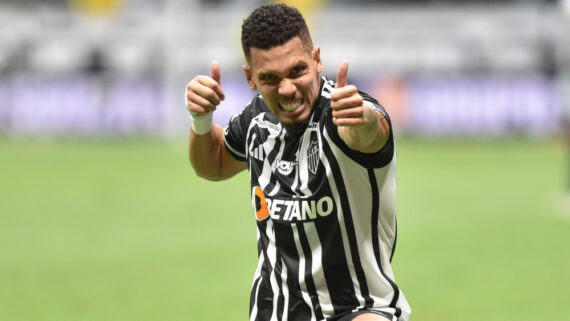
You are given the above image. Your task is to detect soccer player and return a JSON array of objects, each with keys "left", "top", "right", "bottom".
[{"left": 185, "top": 4, "right": 411, "bottom": 321}]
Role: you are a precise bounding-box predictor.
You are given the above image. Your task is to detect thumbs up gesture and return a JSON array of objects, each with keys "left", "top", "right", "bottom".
[
  {"left": 330, "top": 60, "right": 373, "bottom": 127},
  {"left": 330, "top": 60, "right": 389, "bottom": 153},
  {"left": 186, "top": 61, "right": 226, "bottom": 117}
]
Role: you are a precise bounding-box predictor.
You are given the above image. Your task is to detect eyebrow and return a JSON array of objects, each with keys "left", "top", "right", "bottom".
[{"left": 258, "top": 61, "right": 308, "bottom": 79}]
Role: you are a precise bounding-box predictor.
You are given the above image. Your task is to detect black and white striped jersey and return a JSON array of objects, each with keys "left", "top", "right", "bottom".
[{"left": 224, "top": 77, "right": 411, "bottom": 321}]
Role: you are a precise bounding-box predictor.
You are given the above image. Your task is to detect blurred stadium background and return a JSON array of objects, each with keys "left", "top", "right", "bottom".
[
  {"left": 1, "top": 0, "right": 569, "bottom": 320},
  {"left": 1, "top": 0, "right": 570, "bottom": 137}
]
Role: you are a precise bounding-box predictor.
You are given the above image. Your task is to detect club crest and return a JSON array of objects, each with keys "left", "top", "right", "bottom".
[{"left": 307, "top": 139, "right": 319, "bottom": 174}]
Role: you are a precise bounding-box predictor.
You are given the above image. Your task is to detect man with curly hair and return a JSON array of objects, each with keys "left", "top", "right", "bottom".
[{"left": 186, "top": 3, "right": 411, "bottom": 321}]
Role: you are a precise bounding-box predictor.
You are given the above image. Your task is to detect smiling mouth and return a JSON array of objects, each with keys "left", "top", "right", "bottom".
[{"left": 279, "top": 99, "right": 304, "bottom": 112}]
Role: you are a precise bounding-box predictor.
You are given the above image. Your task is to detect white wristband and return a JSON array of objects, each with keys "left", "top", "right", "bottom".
[
  {"left": 190, "top": 111, "right": 213, "bottom": 135},
  {"left": 185, "top": 85, "right": 214, "bottom": 135}
]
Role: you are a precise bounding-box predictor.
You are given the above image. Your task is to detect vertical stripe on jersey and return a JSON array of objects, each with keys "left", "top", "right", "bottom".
[
  {"left": 252, "top": 218, "right": 290, "bottom": 321},
  {"left": 303, "top": 221, "right": 335, "bottom": 317},
  {"left": 252, "top": 220, "right": 273, "bottom": 321},
  {"left": 296, "top": 223, "right": 325, "bottom": 320},
  {"left": 280, "top": 260, "right": 290, "bottom": 321},
  {"left": 390, "top": 221, "right": 397, "bottom": 263},
  {"left": 268, "top": 223, "right": 286, "bottom": 321},
  {"left": 313, "top": 214, "right": 359, "bottom": 315},
  {"left": 321, "top": 136, "right": 374, "bottom": 309},
  {"left": 249, "top": 271, "right": 262, "bottom": 320},
  {"left": 274, "top": 251, "right": 285, "bottom": 321},
  {"left": 274, "top": 223, "right": 312, "bottom": 321},
  {"left": 368, "top": 169, "right": 401, "bottom": 316},
  {"left": 291, "top": 224, "right": 318, "bottom": 321}
]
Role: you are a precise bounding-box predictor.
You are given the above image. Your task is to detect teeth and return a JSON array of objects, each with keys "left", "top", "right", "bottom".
[{"left": 280, "top": 100, "right": 301, "bottom": 112}]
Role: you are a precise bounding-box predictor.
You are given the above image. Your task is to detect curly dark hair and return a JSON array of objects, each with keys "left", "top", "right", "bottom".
[{"left": 241, "top": 3, "right": 312, "bottom": 60}]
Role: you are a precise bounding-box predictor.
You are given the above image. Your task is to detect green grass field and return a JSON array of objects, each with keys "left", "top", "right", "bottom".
[{"left": 1, "top": 138, "right": 568, "bottom": 321}]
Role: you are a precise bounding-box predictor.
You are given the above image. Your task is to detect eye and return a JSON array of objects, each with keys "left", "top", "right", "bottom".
[
  {"left": 292, "top": 65, "right": 306, "bottom": 75},
  {"left": 260, "top": 74, "right": 278, "bottom": 84}
]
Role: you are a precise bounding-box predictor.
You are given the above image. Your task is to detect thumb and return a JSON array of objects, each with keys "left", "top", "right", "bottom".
[
  {"left": 210, "top": 60, "right": 221, "bottom": 84},
  {"left": 336, "top": 60, "right": 349, "bottom": 88}
]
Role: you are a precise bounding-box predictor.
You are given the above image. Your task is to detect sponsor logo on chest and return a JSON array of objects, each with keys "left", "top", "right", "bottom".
[
  {"left": 252, "top": 186, "right": 334, "bottom": 222},
  {"left": 274, "top": 159, "right": 298, "bottom": 175}
]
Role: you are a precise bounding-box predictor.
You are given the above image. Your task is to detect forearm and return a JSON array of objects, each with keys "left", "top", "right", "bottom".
[
  {"left": 338, "top": 108, "right": 390, "bottom": 154},
  {"left": 188, "top": 125, "right": 227, "bottom": 181}
]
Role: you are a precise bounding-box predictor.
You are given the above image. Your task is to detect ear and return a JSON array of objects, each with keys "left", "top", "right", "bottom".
[
  {"left": 242, "top": 64, "right": 257, "bottom": 90},
  {"left": 313, "top": 46, "right": 323, "bottom": 73}
]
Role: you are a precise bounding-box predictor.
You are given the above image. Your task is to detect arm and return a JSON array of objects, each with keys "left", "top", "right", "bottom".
[
  {"left": 186, "top": 61, "right": 247, "bottom": 180},
  {"left": 330, "top": 61, "right": 390, "bottom": 153},
  {"left": 189, "top": 125, "right": 247, "bottom": 181}
]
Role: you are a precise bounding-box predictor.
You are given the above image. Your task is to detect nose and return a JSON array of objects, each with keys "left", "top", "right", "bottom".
[{"left": 278, "top": 78, "right": 296, "bottom": 97}]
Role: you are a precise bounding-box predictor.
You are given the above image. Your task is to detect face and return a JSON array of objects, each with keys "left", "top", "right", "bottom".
[{"left": 243, "top": 36, "right": 323, "bottom": 128}]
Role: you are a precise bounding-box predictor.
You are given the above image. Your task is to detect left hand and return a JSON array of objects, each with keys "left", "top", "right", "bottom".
[
  {"left": 330, "top": 60, "right": 378, "bottom": 128},
  {"left": 330, "top": 60, "right": 389, "bottom": 153}
]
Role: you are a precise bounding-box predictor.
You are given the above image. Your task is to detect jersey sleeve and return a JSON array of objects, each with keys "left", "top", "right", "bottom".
[
  {"left": 223, "top": 104, "right": 253, "bottom": 162},
  {"left": 325, "top": 91, "right": 395, "bottom": 169}
]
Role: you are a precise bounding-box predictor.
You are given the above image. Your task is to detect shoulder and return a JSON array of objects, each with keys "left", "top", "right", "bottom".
[
  {"left": 227, "top": 94, "right": 272, "bottom": 127},
  {"left": 240, "top": 94, "right": 267, "bottom": 119},
  {"left": 320, "top": 77, "right": 335, "bottom": 98},
  {"left": 310, "top": 77, "right": 335, "bottom": 122},
  {"left": 318, "top": 78, "right": 395, "bottom": 168}
]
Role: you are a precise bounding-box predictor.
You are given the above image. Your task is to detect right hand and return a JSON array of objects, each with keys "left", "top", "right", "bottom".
[{"left": 186, "top": 61, "right": 226, "bottom": 117}]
